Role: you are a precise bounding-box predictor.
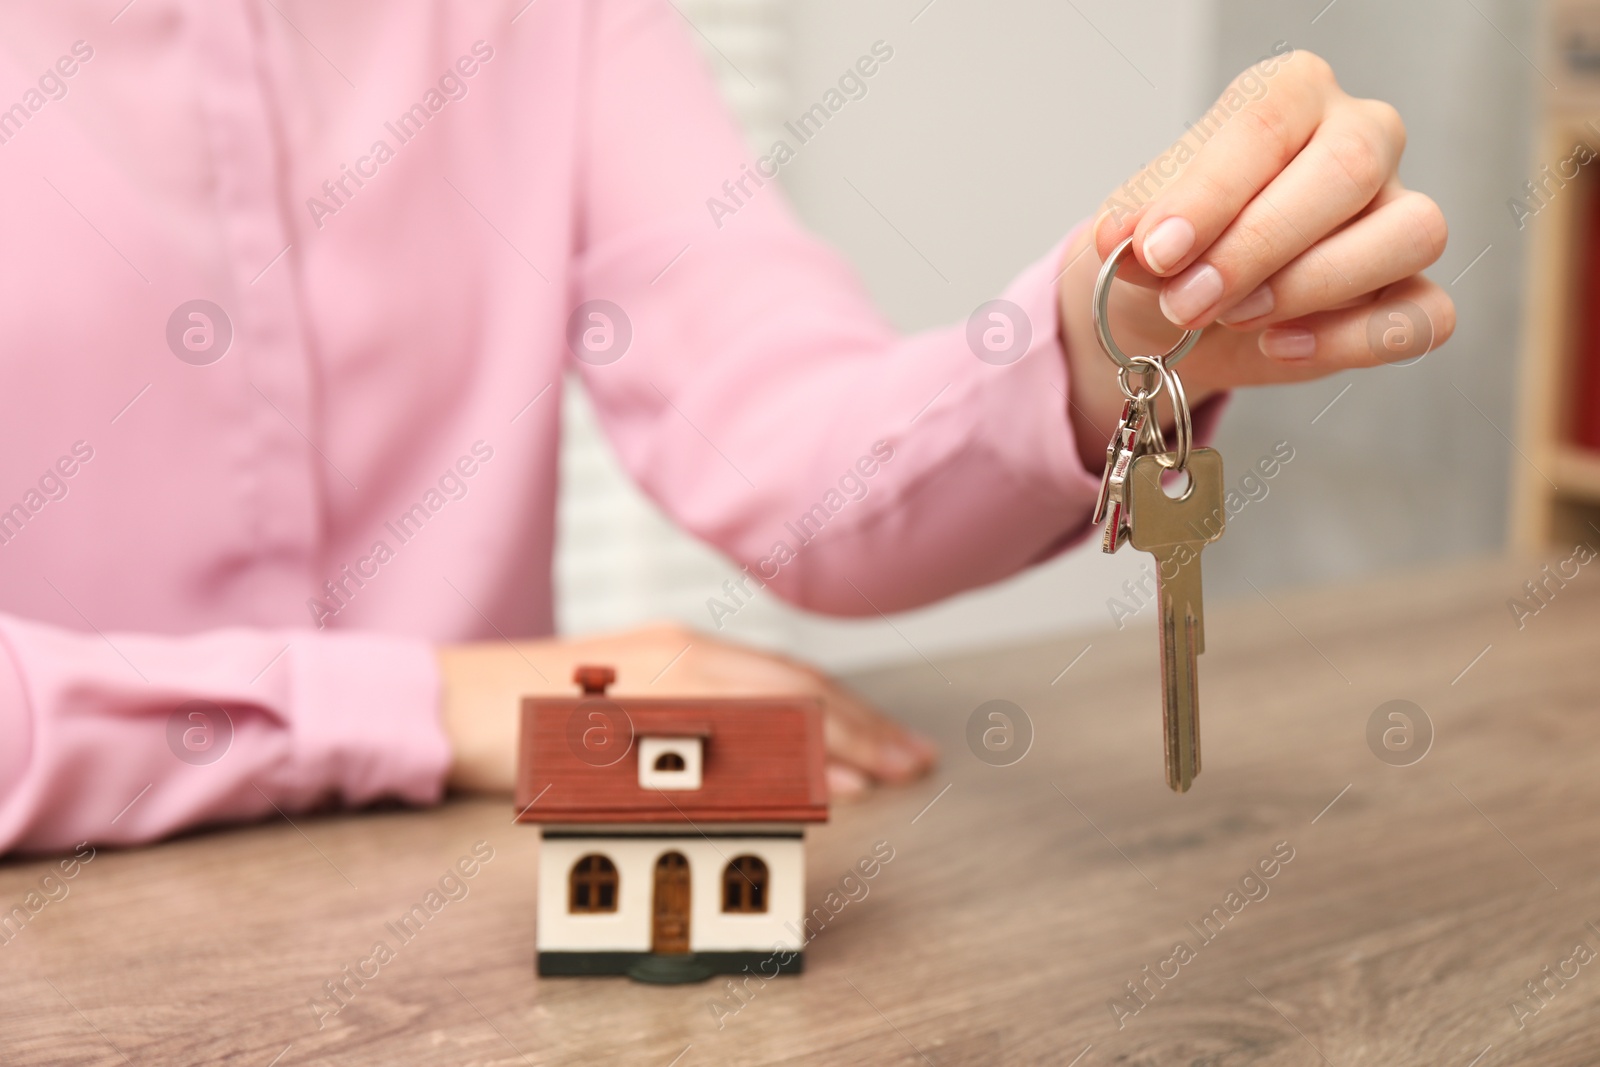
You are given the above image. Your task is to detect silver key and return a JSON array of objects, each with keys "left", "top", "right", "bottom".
[
  {"left": 1095, "top": 401, "right": 1163, "bottom": 553},
  {"left": 1100, "top": 445, "right": 1141, "bottom": 553},
  {"left": 1100, "top": 438, "right": 1138, "bottom": 552},
  {"left": 1126, "top": 447, "right": 1225, "bottom": 792},
  {"left": 1093, "top": 400, "right": 1147, "bottom": 527}
]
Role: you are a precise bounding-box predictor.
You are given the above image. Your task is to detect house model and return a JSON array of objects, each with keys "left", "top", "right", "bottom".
[{"left": 515, "top": 665, "right": 829, "bottom": 983}]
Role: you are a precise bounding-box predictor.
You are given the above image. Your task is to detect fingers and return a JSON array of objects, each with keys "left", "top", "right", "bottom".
[
  {"left": 1216, "top": 187, "right": 1447, "bottom": 328},
  {"left": 1159, "top": 98, "right": 1406, "bottom": 327},
  {"left": 820, "top": 684, "right": 938, "bottom": 787},
  {"left": 611, "top": 624, "right": 939, "bottom": 791},
  {"left": 1096, "top": 51, "right": 1337, "bottom": 274},
  {"left": 1255, "top": 274, "right": 1455, "bottom": 369}
]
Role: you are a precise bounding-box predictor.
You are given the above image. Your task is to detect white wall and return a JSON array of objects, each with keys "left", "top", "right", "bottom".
[
  {"left": 1202, "top": 0, "right": 1534, "bottom": 594},
  {"left": 555, "top": 0, "right": 1222, "bottom": 668},
  {"left": 557, "top": 0, "right": 1538, "bottom": 667},
  {"left": 537, "top": 835, "right": 805, "bottom": 953}
]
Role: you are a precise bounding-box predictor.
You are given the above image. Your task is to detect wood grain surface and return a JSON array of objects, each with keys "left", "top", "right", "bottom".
[{"left": 3, "top": 558, "right": 1599, "bottom": 1066}]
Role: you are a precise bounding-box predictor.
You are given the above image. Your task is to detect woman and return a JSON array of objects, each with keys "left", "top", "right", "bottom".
[{"left": 0, "top": 1, "right": 1450, "bottom": 853}]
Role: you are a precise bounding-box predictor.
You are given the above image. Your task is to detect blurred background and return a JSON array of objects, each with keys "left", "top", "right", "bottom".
[{"left": 555, "top": 0, "right": 1545, "bottom": 671}]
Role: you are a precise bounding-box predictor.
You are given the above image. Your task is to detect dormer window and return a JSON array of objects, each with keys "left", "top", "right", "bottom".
[{"left": 639, "top": 737, "right": 702, "bottom": 790}]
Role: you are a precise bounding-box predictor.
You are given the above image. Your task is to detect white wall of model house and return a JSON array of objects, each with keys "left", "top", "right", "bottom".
[
  {"left": 537, "top": 835, "right": 806, "bottom": 953},
  {"left": 553, "top": 0, "right": 1219, "bottom": 669}
]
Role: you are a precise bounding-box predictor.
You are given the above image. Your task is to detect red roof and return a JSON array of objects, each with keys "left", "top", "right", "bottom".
[{"left": 514, "top": 694, "right": 829, "bottom": 824}]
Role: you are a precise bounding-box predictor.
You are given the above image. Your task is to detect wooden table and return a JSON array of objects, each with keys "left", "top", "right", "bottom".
[{"left": 4, "top": 559, "right": 1600, "bottom": 1066}]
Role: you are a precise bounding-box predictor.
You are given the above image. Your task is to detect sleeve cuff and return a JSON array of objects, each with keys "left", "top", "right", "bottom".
[
  {"left": 286, "top": 632, "right": 451, "bottom": 809},
  {"left": 964, "top": 224, "right": 1105, "bottom": 504}
]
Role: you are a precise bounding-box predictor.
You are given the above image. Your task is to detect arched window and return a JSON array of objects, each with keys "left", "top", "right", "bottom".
[
  {"left": 654, "top": 751, "right": 686, "bottom": 771},
  {"left": 569, "top": 854, "right": 618, "bottom": 913},
  {"left": 722, "top": 855, "right": 768, "bottom": 913}
]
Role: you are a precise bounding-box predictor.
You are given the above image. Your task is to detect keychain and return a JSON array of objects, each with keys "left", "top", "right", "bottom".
[{"left": 1091, "top": 238, "right": 1225, "bottom": 793}]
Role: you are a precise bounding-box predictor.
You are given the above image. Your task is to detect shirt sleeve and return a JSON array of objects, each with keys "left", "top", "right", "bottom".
[
  {"left": 0, "top": 615, "right": 448, "bottom": 855},
  {"left": 570, "top": 0, "right": 1221, "bottom": 616}
]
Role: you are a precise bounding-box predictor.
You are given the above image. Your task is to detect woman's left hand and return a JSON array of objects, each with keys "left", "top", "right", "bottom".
[
  {"left": 438, "top": 624, "right": 936, "bottom": 799},
  {"left": 1057, "top": 48, "right": 1454, "bottom": 462}
]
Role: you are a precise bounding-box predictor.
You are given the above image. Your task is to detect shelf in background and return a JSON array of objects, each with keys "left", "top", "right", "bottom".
[{"left": 1552, "top": 444, "right": 1600, "bottom": 501}]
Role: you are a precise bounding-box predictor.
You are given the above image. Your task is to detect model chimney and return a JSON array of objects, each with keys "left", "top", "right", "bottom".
[{"left": 574, "top": 665, "right": 616, "bottom": 696}]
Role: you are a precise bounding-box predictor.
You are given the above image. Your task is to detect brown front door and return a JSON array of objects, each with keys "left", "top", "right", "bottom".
[{"left": 651, "top": 852, "right": 691, "bottom": 954}]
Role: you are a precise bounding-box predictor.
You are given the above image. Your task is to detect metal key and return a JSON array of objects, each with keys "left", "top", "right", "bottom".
[
  {"left": 1126, "top": 447, "right": 1225, "bottom": 792},
  {"left": 1093, "top": 400, "right": 1146, "bottom": 526},
  {"left": 1095, "top": 402, "right": 1147, "bottom": 552},
  {"left": 1100, "top": 439, "right": 1138, "bottom": 553},
  {"left": 1096, "top": 396, "right": 1171, "bottom": 553}
]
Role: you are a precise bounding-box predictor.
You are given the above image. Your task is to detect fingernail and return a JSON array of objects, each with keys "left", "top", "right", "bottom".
[
  {"left": 1218, "top": 285, "right": 1275, "bottom": 325},
  {"left": 1093, "top": 207, "right": 1114, "bottom": 238},
  {"left": 1142, "top": 217, "right": 1195, "bottom": 275},
  {"left": 880, "top": 746, "right": 918, "bottom": 779},
  {"left": 826, "top": 763, "right": 870, "bottom": 798},
  {"left": 1158, "top": 264, "right": 1223, "bottom": 325},
  {"left": 1259, "top": 328, "right": 1317, "bottom": 360}
]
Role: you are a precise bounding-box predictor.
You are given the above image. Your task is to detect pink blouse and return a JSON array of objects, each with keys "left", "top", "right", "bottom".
[{"left": 0, "top": 0, "right": 1154, "bottom": 854}]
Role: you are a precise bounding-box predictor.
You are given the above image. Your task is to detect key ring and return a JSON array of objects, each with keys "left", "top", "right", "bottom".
[
  {"left": 1093, "top": 236, "right": 1204, "bottom": 371},
  {"left": 1122, "top": 355, "right": 1168, "bottom": 456},
  {"left": 1153, "top": 359, "right": 1193, "bottom": 472},
  {"left": 1117, "top": 356, "right": 1164, "bottom": 403}
]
